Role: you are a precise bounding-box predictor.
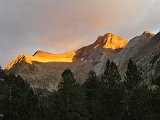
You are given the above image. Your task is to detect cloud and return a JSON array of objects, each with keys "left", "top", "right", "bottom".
[{"left": 0, "top": 0, "right": 160, "bottom": 67}]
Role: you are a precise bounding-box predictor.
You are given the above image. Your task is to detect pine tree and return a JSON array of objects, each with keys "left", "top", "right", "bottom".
[
  {"left": 124, "top": 59, "right": 143, "bottom": 91},
  {"left": 58, "top": 69, "right": 77, "bottom": 117},
  {"left": 0, "top": 66, "right": 3, "bottom": 73},
  {"left": 0, "top": 74, "right": 41, "bottom": 120},
  {"left": 123, "top": 59, "right": 152, "bottom": 120},
  {"left": 149, "top": 87, "right": 160, "bottom": 119},
  {"left": 152, "top": 76, "right": 160, "bottom": 87},
  {"left": 83, "top": 70, "right": 100, "bottom": 120},
  {"left": 49, "top": 69, "right": 86, "bottom": 120},
  {"left": 100, "top": 60, "right": 123, "bottom": 120},
  {"left": 0, "top": 66, "right": 5, "bottom": 79},
  {"left": 149, "top": 76, "right": 160, "bottom": 119}
]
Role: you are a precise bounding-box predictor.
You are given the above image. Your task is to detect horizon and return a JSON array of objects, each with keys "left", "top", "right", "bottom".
[
  {"left": 3, "top": 31, "right": 159, "bottom": 69},
  {"left": 0, "top": 0, "right": 160, "bottom": 68}
]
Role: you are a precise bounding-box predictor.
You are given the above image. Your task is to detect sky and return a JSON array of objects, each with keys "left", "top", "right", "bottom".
[{"left": 0, "top": 0, "right": 160, "bottom": 68}]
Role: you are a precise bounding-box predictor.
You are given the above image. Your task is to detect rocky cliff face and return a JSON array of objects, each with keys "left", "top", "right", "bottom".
[
  {"left": 114, "top": 31, "right": 160, "bottom": 83},
  {"left": 5, "top": 31, "right": 160, "bottom": 90},
  {"left": 114, "top": 31, "right": 155, "bottom": 69},
  {"left": 5, "top": 33, "right": 128, "bottom": 90}
]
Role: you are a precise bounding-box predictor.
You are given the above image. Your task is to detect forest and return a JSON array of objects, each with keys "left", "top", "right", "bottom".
[{"left": 0, "top": 59, "right": 160, "bottom": 120}]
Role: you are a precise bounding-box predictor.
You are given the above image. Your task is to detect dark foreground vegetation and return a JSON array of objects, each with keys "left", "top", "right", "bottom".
[{"left": 0, "top": 59, "right": 160, "bottom": 120}]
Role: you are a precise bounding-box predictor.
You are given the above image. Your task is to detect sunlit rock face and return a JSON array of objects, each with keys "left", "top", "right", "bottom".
[
  {"left": 93, "top": 33, "right": 128, "bottom": 49},
  {"left": 33, "top": 51, "right": 76, "bottom": 62},
  {"left": 6, "top": 51, "right": 76, "bottom": 71},
  {"left": 5, "top": 54, "right": 33, "bottom": 71},
  {"left": 73, "top": 33, "right": 128, "bottom": 63},
  {"left": 5, "top": 33, "right": 129, "bottom": 90},
  {"left": 6, "top": 31, "right": 160, "bottom": 90}
]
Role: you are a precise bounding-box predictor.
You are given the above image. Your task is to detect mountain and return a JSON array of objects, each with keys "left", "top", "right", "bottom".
[
  {"left": 114, "top": 31, "right": 160, "bottom": 82},
  {"left": 5, "top": 31, "right": 160, "bottom": 90},
  {"left": 5, "top": 33, "right": 128, "bottom": 90}
]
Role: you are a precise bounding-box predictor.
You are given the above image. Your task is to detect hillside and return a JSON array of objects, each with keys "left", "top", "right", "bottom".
[
  {"left": 5, "top": 33, "right": 128, "bottom": 90},
  {"left": 5, "top": 31, "right": 160, "bottom": 90}
]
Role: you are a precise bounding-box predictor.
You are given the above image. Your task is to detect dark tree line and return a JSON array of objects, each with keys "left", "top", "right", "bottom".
[
  {"left": 0, "top": 71, "right": 43, "bottom": 120},
  {"left": 1, "top": 59, "right": 160, "bottom": 120}
]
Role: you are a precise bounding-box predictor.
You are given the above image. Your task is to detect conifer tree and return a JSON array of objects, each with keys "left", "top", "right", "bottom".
[
  {"left": 83, "top": 70, "right": 100, "bottom": 120},
  {"left": 0, "top": 66, "right": 5, "bottom": 78},
  {"left": 152, "top": 76, "right": 160, "bottom": 87},
  {"left": 124, "top": 59, "right": 143, "bottom": 91},
  {"left": 149, "top": 76, "right": 160, "bottom": 119},
  {"left": 0, "top": 74, "right": 41, "bottom": 120},
  {"left": 100, "top": 60, "right": 123, "bottom": 120},
  {"left": 49, "top": 69, "right": 86, "bottom": 120},
  {"left": 123, "top": 59, "right": 151, "bottom": 120},
  {"left": 0, "top": 66, "right": 3, "bottom": 73}
]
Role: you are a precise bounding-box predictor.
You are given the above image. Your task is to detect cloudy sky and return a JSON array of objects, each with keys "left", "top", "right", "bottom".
[{"left": 0, "top": 0, "right": 160, "bottom": 68}]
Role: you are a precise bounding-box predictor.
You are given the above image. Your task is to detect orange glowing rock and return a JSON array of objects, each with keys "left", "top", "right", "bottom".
[
  {"left": 32, "top": 51, "right": 76, "bottom": 63},
  {"left": 5, "top": 33, "right": 128, "bottom": 71},
  {"left": 93, "top": 33, "right": 128, "bottom": 50}
]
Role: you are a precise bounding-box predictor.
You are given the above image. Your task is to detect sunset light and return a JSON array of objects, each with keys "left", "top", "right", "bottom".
[{"left": 0, "top": 1, "right": 160, "bottom": 120}]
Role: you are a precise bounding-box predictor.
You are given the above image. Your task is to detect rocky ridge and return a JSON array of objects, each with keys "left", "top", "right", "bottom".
[{"left": 5, "top": 31, "right": 160, "bottom": 90}]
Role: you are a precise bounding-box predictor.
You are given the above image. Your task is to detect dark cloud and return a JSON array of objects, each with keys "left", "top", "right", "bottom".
[{"left": 0, "top": 0, "right": 160, "bottom": 67}]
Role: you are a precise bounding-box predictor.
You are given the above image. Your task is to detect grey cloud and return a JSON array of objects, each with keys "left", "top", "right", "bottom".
[{"left": 0, "top": 0, "right": 160, "bottom": 67}]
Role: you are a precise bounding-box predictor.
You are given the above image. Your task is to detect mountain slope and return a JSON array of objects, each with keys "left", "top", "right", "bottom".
[
  {"left": 5, "top": 33, "right": 128, "bottom": 90},
  {"left": 114, "top": 31, "right": 155, "bottom": 69},
  {"left": 114, "top": 31, "right": 160, "bottom": 82},
  {"left": 6, "top": 31, "right": 160, "bottom": 90}
]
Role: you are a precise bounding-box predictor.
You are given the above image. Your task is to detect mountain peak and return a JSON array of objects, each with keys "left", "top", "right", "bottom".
[
  {"left": 93, "top": 33, "right": 128, "bottom": 49},
  {"left": 33, "top": 50, "right": 54, "bottom": 57},
  {"left": 33, "top": 50, "right": 43, "bottom": 56},
  {"left": 142, "top": 31, "right": 155, "bottom": 38},
  {"left": 152, "top": 31, "right": 160, "bottom": 40},
  {"left": 155, "top": 31, "right": 160, "bottom": 37},
  {"left": 5, "top": 54, "right": 31, "bottom": 70},
  {"left": 143, "top": 31, "right": 153, "bottom": 34}
]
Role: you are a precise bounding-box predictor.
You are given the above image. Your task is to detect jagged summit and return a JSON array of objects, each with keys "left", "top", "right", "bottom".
[
  {"left": 154, "top": 31, "right": 160, "bottom": 39},
  {"left": 5, "top": 32, "right": 129, "bottom": 90},
  {"left": 5, "top": 32, "right": 128, "bottom": 71},
  {"left": 93, "top": 33, "right": 128, "bottom": 50},
  {"left": 5, "top": 54, "right": 32, "bottom": 70},
  {"left": 33, "top": 50, "right": 47, "bottom": 56},
  {"left": 5, "top": 31, "right": 160, "bottom": 90},
  {"left": 6, "top": 51, "right": 76, "bottom": 71},
  {"left": 29, "top": 33, "right": 128, "bottom": 63},
  {"left": 33, "top": 50, "right": 61, "bottom": 57},
  {"left": 157, "top": 31, "right": 160, "bottom": 35},
  {"left": 142, "top": 31, "right": 155, "bottom": 35}
]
